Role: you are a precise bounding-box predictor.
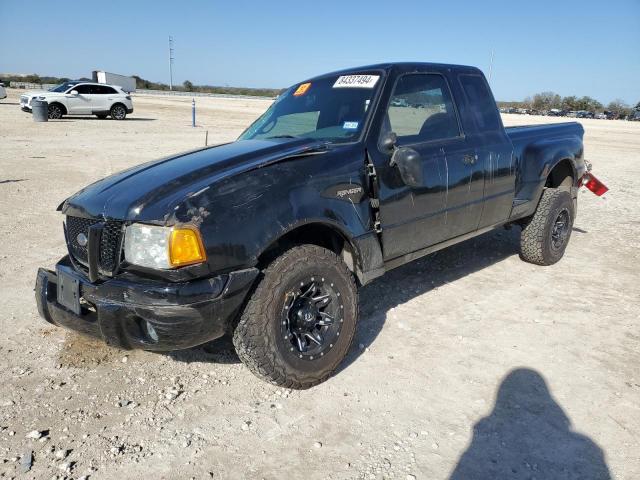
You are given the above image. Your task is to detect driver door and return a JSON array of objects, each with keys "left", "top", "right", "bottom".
[
  {"left": 370, "top": 73, "right": 472, "bottom": 260},
  {"left": 65, "top": 84, "right": 92, "bottom": 114}
]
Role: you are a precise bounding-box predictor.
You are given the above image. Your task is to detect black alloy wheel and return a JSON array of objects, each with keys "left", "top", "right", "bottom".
[
  {"left": 550, "top": 208, "right": 571, "bottom": 252},
  {"left": 281, "top": 277, "right": 343, "bottom": 360}
]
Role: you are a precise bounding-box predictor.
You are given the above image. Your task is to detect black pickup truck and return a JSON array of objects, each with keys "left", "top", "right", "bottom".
[{"left": 36, "top": 62, "right": 606, "bottom": 388}]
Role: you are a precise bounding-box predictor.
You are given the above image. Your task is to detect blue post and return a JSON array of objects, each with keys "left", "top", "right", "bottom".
[{"left": 192, "top": 98, "right": 195, "bottom": 127}]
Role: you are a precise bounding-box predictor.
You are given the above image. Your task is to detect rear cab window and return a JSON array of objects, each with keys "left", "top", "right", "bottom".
[{"left": 458, "top": 74, "right": 502, "bottom": 131}]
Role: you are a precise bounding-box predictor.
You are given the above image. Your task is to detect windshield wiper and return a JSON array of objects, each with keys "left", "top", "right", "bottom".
[
  {"left": 267, "top": 135, "right": 298, "bottom": 139},
  {"left": 280, "top": 143, "right": 331, "bottom": 161}
]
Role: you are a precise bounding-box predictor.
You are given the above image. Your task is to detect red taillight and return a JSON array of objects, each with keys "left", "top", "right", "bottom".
[{"left": 581, "top": 173, "right": 609, "bottom": 196}]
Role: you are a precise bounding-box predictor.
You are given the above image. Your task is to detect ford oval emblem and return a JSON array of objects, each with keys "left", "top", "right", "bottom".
[{"left": 76, "top": 232, "right": 88, "bottom": 247}]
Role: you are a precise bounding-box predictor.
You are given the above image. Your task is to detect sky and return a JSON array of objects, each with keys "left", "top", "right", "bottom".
[{"left": 1, "top": 0, "right": 638, "bottom": 104}]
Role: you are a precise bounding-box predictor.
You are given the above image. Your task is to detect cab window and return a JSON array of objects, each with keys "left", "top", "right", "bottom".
[
  {"left": 73, "top": 85, "right": 92, "bottom": 94},
  {"left": 93, "top": 85, "right": 117, "bottom": 94},
  {"left": 385, "top": 74, "right": 460, "bottom": 145}
]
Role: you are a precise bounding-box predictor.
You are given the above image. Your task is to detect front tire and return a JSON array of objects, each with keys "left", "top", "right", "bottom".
[
  {"left": 233, "top": 245, "right": 358, "bottom": 389},
  {"left": 110, "top": 103, "right": 127, "bottom": 120},
  {"left": 520, "top": 188, "right": 575, "bottom": 265},
  {"left": 47, "top": 103, "right": 64, "bottom": 119}
]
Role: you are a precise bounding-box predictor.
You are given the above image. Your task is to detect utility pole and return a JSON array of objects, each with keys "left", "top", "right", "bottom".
[
  {"left": 488, "top": 49, "right": 495, "bottom": 84},
  {"left": 168, "top": 36, "right": 175, "bottom": 90}
]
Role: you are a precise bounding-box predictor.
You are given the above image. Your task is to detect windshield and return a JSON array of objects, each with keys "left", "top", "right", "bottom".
[
  {"left": 239, "top": 73, "right": 383, "bottom": 144},
  {"left": 48, "top": 82, "right": 79, "bottom": 93}
]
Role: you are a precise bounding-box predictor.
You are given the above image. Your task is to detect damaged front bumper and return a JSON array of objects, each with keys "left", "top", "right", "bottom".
[{"left": 35, "top": 256, "right": 258, "bottom": 351}]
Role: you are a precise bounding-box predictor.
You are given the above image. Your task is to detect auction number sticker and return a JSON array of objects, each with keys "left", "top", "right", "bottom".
[{"left": 333, "top": 75, "right": 380, "bottom": 88}]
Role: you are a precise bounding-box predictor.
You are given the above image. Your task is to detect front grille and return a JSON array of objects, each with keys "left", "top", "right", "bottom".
[
  {"left": 66, "top": 217, "right": 98, "bottom": 264},
  {"left": 65, "top": 216, "right": 124, "bottom": 274},
  {"left": 100, "top": 221, "right": 124, "bottom": 272}
]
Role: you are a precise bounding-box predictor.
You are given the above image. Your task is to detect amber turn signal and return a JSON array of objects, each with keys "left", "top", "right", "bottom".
[{"left": 169, "top": 227, "right": 206, "bottom": 267}]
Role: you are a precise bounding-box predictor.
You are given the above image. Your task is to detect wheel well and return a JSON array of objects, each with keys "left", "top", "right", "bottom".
[
  {"left": 257, "top": 223, "right": 360, "bottom": 281},
  {"left": 546, "top": 159, "right": 574, "bottom": 189},
  {"left": 111, "top": 102, "right": 126, "bottom": 111},
  {"left": 49, "top": 102, "right": 67, "bottom": 114}
]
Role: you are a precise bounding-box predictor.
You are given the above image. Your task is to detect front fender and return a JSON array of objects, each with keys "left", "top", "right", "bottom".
[{"left": 171, "top": 148, "right": 378, "bottom": 276}]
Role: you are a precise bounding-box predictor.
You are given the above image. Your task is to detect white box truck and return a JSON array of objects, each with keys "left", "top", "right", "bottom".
[{"left": 92, "top": 71, "right": 136, "bottom": 93}]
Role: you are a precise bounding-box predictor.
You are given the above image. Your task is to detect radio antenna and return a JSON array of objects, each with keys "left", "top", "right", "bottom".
[{"left": 488, "top": 49, "right": 495, "bottom": 84}]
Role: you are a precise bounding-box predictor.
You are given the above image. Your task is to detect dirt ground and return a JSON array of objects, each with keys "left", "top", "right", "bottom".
[{"left": 0, "top": 89, "right": 638, "bottom": 480}]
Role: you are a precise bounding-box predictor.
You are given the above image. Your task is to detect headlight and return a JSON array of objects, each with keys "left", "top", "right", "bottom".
[
  {"left": 123, "top": 224, "right": 206, "bottom": 269},
  {"left": 37, "top": 96, "right": 46, "bottom": 100}
]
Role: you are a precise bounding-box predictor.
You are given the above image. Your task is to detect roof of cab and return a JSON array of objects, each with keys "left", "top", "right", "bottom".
[{"left": 305, "top": 62, "right": 483, "bottom": 82}]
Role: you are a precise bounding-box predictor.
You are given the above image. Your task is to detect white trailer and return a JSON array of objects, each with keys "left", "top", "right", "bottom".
[{"left": 92, "top": 71, "right": 136, "bottom": 93}]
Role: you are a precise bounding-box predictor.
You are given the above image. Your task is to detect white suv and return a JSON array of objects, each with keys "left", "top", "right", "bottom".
[{"left": 20, "top": 81, "right": 134, "bottom": 120}]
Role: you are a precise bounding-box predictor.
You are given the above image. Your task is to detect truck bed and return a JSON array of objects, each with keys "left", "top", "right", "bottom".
[
  {"left": 505, "top": 121, "right": 585, "bottom": 220},
  {"left": 505, "top": 121, "right": 583, "bottom": 141}
]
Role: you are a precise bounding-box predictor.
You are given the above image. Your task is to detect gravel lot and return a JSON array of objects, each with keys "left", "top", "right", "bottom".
[{"left": 0, "top": 89, "right": 638, "bottom": 480}]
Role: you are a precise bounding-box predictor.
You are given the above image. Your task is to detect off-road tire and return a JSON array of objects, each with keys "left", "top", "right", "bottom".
[
  {"left": 233, "top": 245, "right": 358, "bottom": 389},
  {"left": 110, "top": 103, "right": 127, "bottom": 120},
  {"left": 520, "top": 188, "right": 575, "bottom": 265}
]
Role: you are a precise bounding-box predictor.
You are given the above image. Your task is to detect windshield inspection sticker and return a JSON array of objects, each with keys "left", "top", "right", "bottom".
[
  {"left": 333, "top": 75, "right": 380, "bottom": 88},
  {"left": 293, "top": 82, "right": 311, "bottom": 96},
  {"left": 343, "top": 121, "right": 359, "bottom": 130}
]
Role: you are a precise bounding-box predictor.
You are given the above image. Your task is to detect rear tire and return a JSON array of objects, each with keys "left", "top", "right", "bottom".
[
  {"left": 233, "top": 245, "right": 358, "bottom": 389},
  {"left": 520, "top": 188, "right": 575, "bottom": 265},
  {"left": 110, "top": 103, "right": 127, "bottom": 120}
]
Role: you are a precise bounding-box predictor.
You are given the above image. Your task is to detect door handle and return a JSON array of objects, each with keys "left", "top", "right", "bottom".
[{"left": 463, "top": 154, "right": 477, "bottom": 165}]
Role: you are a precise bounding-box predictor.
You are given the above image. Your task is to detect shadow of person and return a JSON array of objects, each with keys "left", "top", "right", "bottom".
[{"left": 449, "top": 368, "right": 611, "bottom": 480}]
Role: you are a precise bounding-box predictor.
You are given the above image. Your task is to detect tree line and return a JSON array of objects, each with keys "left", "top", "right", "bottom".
[
  {"left": 177, "top": 79, "right": 282, "bottom": 98},
  {"left": 0, "top": 73, "right": 91, "bottom": 84},
  {"left": 0, "top": 73, "right": 282, "bottom": 98},
  {"left": 136, "top": 77, "right": 282, "bottom": 97},
  {"left": 498, "top": 91, "right": 639, "bottom": 116}
]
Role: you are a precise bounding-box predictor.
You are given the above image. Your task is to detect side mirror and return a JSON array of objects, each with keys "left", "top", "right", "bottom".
[
  {"left": 379, "top": 131, "right": 397, "bottom": 154},
  {"left": 390, "top": 147, "right": 423, "bottom": 188},
  {"left": 69, "top": 90, "right": 79, "bottom": 96}
]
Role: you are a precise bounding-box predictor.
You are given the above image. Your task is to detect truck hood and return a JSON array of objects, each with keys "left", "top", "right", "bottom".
[{"left": 61, "top": 138, "right": 333, "bottom": 222}]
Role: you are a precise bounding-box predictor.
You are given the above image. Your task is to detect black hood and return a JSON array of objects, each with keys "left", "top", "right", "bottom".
[{"left": 61, "top": 138, "right": 330, "bottom": 223}]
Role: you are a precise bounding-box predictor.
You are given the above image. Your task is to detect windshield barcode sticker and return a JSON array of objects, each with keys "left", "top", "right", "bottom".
[{"left": 333, "top": 75, "right": 380, "bottom": 89}]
